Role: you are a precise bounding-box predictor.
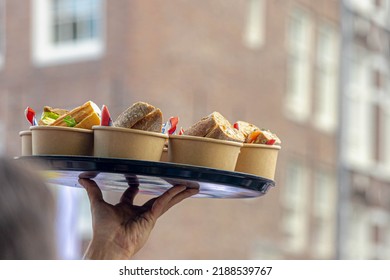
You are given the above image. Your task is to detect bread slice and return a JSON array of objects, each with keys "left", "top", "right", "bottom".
[
  {"left": 184, "top": 112, "right": 245, "bottom": 142},
  {"left": 206, "top": 125, "right": 245, "bottom": 142},
  {"left": 183, "top": 113, "right": 218, "bottom": 137},
  {"left": 131, "top": 108, "right": 163, "bottom": 132},
  {"left": 113, "top": 102, "right": 155, "bottom": 129},
  {"left": 50, "top": 101, "right": 101, "bottom": 129}
]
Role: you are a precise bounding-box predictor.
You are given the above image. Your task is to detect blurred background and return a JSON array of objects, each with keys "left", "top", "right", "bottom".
[{"left": 1, "top": 0, "right": 390, "bottom": 259}]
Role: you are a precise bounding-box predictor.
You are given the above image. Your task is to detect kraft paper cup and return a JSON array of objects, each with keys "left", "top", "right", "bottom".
[
  {"left": 235, "top": 143, "right": 281, "bottom": 180},
  {"left": 93, "top": 126, "right": 168, "bottom": 161},
  {"left": 19, "top": 130, "right": 32, "bottom": 156},
  {"left": 31, "top": 126, "right": 94, "bottom": 156},
  {"left": 168, "top": 135, "right": 243, "bottom": 171},
  {"left": 160, "top": 147, "right": 169, "bottom": 162}
]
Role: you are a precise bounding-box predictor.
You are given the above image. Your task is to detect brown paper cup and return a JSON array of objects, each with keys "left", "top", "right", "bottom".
[
  {"left": 19, "top": 130, "right": 32, "bottom": 156},
  {"left": 93, "top": 126, "right": 168, "bottom": 161},
  {"left": 160, "top": 147, "right": 169, "bottom": 162},
  {"left": 168, "top": 135, "right": 243, "bottom": 171},
  {"left": 235, "top": 143, "right": 281, "bottom": 179},
  {"left": 31, "top": 126, "right": 94, "bottom": 156}
]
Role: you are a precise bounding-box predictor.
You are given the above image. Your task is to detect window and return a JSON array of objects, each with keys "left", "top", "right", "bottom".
[
  {"left": 311, "top": 168, "right": 337, "bottom": 258},
  {"left": 349, "top": 208, "right": 390, "bottom": 259},
  {"left": 52, "top": 0, "right": 101, "bottom": 44},
  {"left": 32, "top": 0, "right": 104, "bottom": 66},
  {"left": 383, "top": 109, "right": 390, "bottom": 169},
  {"left": 285, "top": 8, "right": 313, "bottom": 122},
  {"left": 346, "top": 92, "right": 373, "bottom": 166},
  {"left": 313, "top": 23, "right": 339, "bottom": 133},
  {"left": 370, "top": 64, "right": 390, "bottom": 170},
  {"left": 347, "top": 0, "right": 390, "bottom": 28},
  {"left": 348, "top": 204, "right": 371, "bottom": 259},
  {"left": 345, "top": 51, "right": 374, "bottom": 167},
  {"left": 345, "top": 52, "right": 390, "bottom": 173},
  {"left": 243, "top": 0, "right": 266, "bottom": 49},
  {"left": 281, "top": 160, "right": 309, "bottom": 253},
  {"left": 0, "top": 0, "right": 4, "bottom": 69}
]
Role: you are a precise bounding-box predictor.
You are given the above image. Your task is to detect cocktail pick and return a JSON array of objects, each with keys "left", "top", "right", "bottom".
[
  {"left": 162, "top": 116, "right": 179, "bottom": 135},
  {"left": 25, "top": 107, "right": 38, "bottom": 126},
  {"left": 100, "top": 105, "right": 113, "bottom": 126}
]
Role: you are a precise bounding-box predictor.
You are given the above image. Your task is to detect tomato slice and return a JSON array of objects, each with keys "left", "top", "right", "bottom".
[{"left": 266, "top": 139, "right": 276, "bottom": 145}]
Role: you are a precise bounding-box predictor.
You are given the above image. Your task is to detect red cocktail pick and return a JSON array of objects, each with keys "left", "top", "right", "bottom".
[
  {"left": 100, "top": 105, "right": 113, "bottom": 126},
  {"left": 25, "top": 107, "right": 38, "bottom": 126}
]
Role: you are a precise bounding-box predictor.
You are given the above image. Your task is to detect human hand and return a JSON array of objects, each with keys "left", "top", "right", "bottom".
[{"left": 79, "top": 178, "right": 198, "bottom": 260}]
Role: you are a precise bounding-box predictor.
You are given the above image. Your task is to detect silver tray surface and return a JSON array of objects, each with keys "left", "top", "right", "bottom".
[{"left": 17, "top": 155, "right": 276, "bottom": 199}]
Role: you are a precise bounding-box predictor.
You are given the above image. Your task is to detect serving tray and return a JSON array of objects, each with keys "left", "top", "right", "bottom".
[{"left": 16, "top": 155, "right": 275, "bottom": 199}]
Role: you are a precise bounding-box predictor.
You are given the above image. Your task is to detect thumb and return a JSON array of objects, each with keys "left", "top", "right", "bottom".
[{"left": 78, "top": 178, "right": 104, "bottom": 207}]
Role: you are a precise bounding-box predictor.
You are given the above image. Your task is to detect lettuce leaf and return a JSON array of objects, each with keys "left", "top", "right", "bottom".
[{"left": 64, "top": 116, "right": 77, "bottom": 127}]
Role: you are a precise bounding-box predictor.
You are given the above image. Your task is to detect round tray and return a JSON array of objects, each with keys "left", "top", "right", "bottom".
[{"left": 16, "top": 156, "right": 276, "bottom": 199}]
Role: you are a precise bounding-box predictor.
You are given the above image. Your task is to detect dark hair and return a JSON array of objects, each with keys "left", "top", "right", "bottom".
[{"left": 0, "top": 157, "right": 56, "bottom": 259}]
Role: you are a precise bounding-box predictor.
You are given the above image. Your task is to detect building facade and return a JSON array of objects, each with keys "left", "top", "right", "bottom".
[
  {"left": 339, "top": 0, "right": 390, "bottom": 259},
  {"left": 1, "top": 0, "right": 387, "bottom": 260}
]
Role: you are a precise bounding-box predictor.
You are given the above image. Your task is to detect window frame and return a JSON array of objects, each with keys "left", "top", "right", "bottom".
[
  {"left": 32, "top": 0, "right": 105, "bottom": 67},
  {"left": 311, "top": 167, "right": 337, "bottom": 258},
  {"left": 313, "top": 21, "right": 340, "bottom": 133},
  {"left": 281, "top": 159, "right": 310, "bottom": 253},
  {"left": 345, "top": 51, "right": 390, "bottom": 172},
  {"left": 284, "top": 7, "right": 314, "bottom": 123},
  {"left": 243, "top": 0, "right": 266, "bottom": 49}
]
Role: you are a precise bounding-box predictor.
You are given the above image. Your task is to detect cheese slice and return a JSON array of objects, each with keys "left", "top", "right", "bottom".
[{"left": 75, "top": 112, "right": 101, "bottom": 129}]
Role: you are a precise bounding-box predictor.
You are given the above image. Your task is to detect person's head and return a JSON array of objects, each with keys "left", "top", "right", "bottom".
[{"left": 0, "top": 157, "right": 56, "bottom": 259}]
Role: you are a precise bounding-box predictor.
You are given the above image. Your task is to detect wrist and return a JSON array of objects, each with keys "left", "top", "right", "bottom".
[{"left": 83, "top": 238, "right": 135, "bottom": 260}]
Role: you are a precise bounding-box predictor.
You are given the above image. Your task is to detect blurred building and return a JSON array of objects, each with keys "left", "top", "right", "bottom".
[
  {"left": 338, "top": 0, "right": 390, "bottom": 259},
  {"left": 0, "top": 0, "right": 389, "bottom": 259}
]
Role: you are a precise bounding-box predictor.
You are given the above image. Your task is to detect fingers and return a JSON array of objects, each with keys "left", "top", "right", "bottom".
[
  {"left": 150, "top": 185, "right": 186, "bottom": 215},
  {"left": 78, "top": 178, "right": 104, "bottom": 207},
  {"left": 148, "top": 185, "right": 198, "bottom": 218},
  {"left": 124, "top": 174, "right": 139, "bottom": 188},
  {"left": 142, "top": 197, "right": 158, "bottom": 209},
  {"left": 120, "top": 186, "right": 139, "bottom": 205},
  {"left": 166, "top": 187, "right": 199, "bottom": 210}
]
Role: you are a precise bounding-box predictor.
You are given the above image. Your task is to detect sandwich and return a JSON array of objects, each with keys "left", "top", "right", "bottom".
[
  {"left": 234, "top": 120, "right": 281, "bottom": 145},
  {"left": 183, "top": 112, "right": 245, "bottom": 143},
  {"left": 233, "top": 121, "right": 259, "bottom": 138},
  {"left": 38, "top": 106, "right": 69, "bottom": 125},
  {"left": 49, "top": 101, "right": 101, "bottom": 129},
  {"left": 113, "top": 101, "right": 163, "bottom": 132}
]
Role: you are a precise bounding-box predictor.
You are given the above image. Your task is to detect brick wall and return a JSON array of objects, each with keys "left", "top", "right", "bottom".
[{"left": 0, "top": 0, "right": 339, "bottom": 259}]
